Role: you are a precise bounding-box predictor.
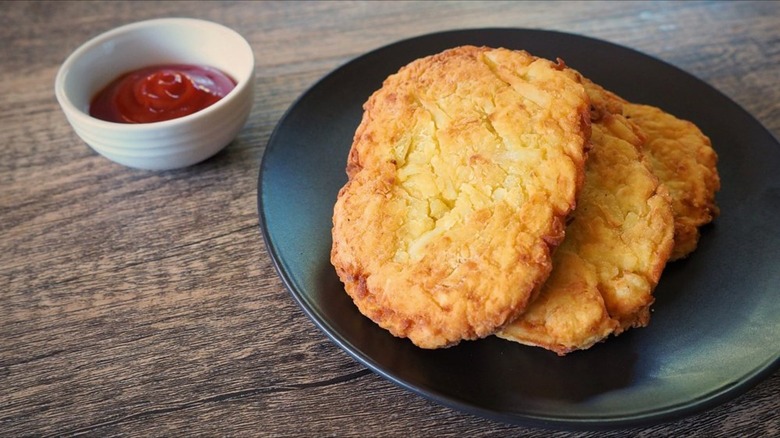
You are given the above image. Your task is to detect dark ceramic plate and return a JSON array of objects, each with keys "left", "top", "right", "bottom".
[{"left": 258, "top": 29, "right": 780, "bottom": 430}]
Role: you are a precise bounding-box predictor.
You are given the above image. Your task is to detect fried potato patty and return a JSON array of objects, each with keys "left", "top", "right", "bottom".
[
  {"left": 585, "top": 84, "right": 721, "bottom": 259},
  {"left": 497, "top": 81, "right": 675, "bottom": 355},
  {"left": 331, "top": 46, "right": 591, "bottom": 349},
  {"left": 622, "top": 103, "right": 720, "bottom": 260}
]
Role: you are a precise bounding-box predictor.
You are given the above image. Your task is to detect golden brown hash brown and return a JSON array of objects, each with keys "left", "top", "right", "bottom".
[
  {"left": 497, "top": 80, "right": 675, "bottom": 355},
  {"left": 587, "top": 84, "right": 720, "bottom": 260},
  {"left": 331, "top": 46, "right": 591, "bottom": 349},
  {"left": 622, "top": 103, "right": 720, "bottom": 260}
]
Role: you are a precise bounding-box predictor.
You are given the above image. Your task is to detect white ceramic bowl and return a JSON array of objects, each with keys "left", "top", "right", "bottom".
[{"left": 54, "top": 18, "right": 255, "bottom": 170}]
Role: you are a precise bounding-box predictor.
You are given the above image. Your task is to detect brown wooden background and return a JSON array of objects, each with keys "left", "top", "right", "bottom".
[{"left": 2, "top": 1, "right": 778, "bottom": 436}]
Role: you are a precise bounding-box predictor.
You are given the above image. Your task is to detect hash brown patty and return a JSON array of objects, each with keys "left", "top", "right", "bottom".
[
  {"left": 497, "top": 80, "right": 675, "bottom": 355},
  {"left": 623, "top": 103, "right": 720, "bottom": 260},
  {"left": 331, "top": 46, "right": 591, "bottom": 348}
]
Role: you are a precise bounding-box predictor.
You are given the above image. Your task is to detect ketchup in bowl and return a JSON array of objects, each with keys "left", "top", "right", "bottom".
[{"left": 89, "top": 64, "right": 236, "bottom": 123}]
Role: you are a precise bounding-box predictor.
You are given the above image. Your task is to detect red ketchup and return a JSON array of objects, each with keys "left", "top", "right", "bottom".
[{"left": 89, "top": 64, "right": 236, "bottom": 123}]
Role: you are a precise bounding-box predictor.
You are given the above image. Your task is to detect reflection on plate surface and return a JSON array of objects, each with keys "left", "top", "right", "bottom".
[{"left": 258, "top": 29, "right": 780, "bottom": 429}]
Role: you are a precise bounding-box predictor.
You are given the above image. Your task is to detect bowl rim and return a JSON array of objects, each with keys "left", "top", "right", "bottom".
[{"left": 54, "top": 17, "right": 255, "bottom": 132}]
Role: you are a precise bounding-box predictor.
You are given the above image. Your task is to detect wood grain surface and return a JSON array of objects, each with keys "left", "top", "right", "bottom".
[{"left": 2, "top": 1, "right": 778, "bottom": 436}]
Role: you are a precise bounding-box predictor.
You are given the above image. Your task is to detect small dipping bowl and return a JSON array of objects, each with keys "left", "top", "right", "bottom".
[{"left": 55, "top": 18, "right": 255, "bottom": 170}]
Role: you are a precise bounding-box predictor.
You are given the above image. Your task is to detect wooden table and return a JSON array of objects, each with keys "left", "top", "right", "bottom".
[{"left": 3, "top": 1, "right": 778, "bottom": 435}]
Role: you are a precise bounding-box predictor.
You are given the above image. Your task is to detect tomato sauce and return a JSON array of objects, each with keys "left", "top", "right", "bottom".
[{"left": 89, "top": 64, "right": 236, "bottom": 123}]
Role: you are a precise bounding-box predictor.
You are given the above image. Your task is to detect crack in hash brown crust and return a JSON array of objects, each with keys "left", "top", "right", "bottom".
[{"left": 331, "top": 46, "right": 591, "bottom": 349}]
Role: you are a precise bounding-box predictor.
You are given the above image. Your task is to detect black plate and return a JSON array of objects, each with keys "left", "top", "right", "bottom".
[{"left": 258, "top": 29, "right": 780, "bottom": 429}]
